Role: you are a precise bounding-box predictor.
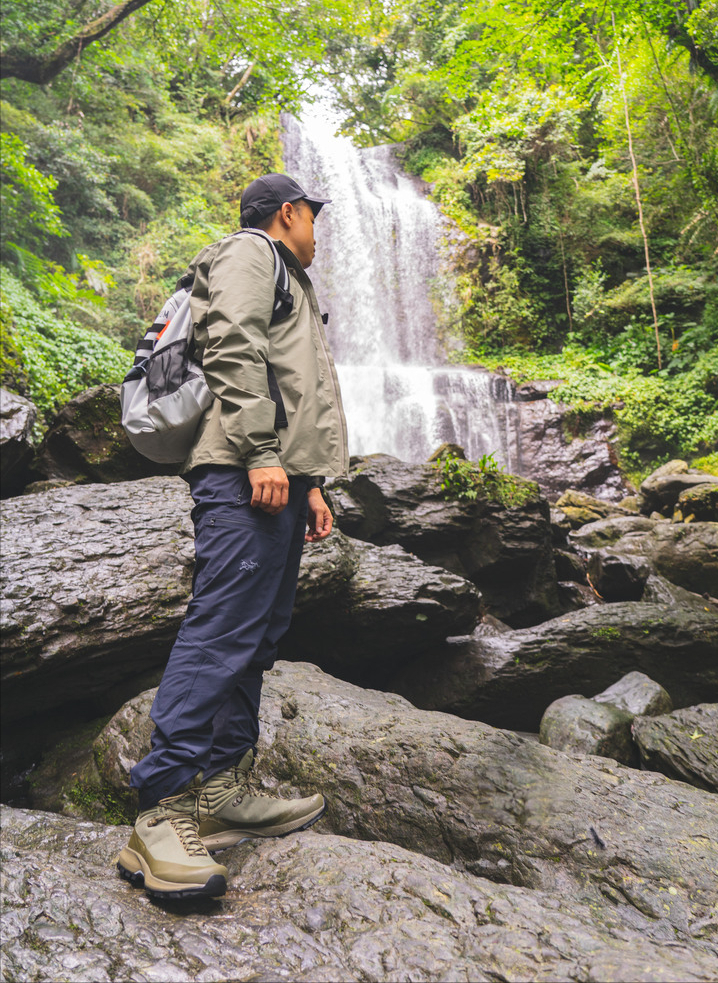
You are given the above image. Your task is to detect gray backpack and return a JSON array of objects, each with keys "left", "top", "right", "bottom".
[{"left": 120, "top": 229, "right": 292, "bottom": 464}]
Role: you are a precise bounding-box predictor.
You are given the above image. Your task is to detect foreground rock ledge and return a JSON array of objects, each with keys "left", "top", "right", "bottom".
[
  {"left": 84, "top": 662, "right": 718, "bottom": 947},
  {"left": 3, "top": 807, "right": 717, "bottom": 983}
]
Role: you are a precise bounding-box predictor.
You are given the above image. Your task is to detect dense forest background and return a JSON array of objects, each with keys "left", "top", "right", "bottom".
[{"left": 1, "top": 0, "right": 717, "bottom": 482}]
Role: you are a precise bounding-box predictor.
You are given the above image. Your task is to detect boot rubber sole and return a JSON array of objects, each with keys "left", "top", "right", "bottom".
[
  {"left": 201, "top": 799, "right": 327, "bottom": 853},
  {"left": 116, "top": 848, "right": 226, "bottom": 900}
]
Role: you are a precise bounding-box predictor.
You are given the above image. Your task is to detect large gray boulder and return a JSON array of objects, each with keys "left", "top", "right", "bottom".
[
  {"left": 389, "top": 600, "right": 718, "bottom": 731},
  {"left": 330, "top": 454, "right": 560, "bottom": 627},
  {"left": 632, "top": 704, "right": 718, "bottom": 792},
  {"left": 32, "top": 383, "right": 176, "bottom": 484},
  {"left": 4, "top": 807, "right": 716, "bottom": 982},
  {"left": 0, "top": 477, "right": 196, "bottom": 722},
  {"left": 539, "top": 695, "right": 638, "bottom": 765},
  {"left": 0, "top": 478, "right": 479, "bottom": 721},
  {"left": 74, "top": 662, "right": 718, "bottom": 948},
  {"left": 578, "top": 521, "right": 718, "bottom": 598},
  {"left": 639, "top": 459, "right": 718, "bottom": 517},
  {"left": 284, "top": 534, "right": 481, "bottom": 683},
  {"left": 593, "top": 670, "right": 673, "bottom": 716},
  {"left": 0, "top": 388, "right": 37, "bottom": 497}
]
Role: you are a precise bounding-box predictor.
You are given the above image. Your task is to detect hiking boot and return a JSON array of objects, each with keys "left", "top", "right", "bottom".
[
  {"left": 197, "top": 749, "right": 326, "bottom": 852},
  {"left": 117, "top": 786, "right": 228, "bottom": 900}
]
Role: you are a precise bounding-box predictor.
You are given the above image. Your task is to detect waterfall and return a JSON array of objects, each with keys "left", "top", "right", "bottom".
[{"left": 282, "top": 112, "right": 516, "bottom": 468}]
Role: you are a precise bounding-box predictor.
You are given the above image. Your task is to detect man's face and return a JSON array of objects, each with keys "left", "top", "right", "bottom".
[{"left": 285, "top": 200, "right": 316, "bottom": 269}]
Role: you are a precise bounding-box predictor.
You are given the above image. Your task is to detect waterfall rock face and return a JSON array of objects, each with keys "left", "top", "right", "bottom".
[
  {"left": 330, "top": 454, "right": 561, "bottom": 627},
  {"left": 511, "top": 398, "right": 629, "bottom": 502}
]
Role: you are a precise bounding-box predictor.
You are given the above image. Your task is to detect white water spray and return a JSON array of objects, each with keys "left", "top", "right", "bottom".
[{"left": 283, "top": 111, "right": 516, "bottom": 467}]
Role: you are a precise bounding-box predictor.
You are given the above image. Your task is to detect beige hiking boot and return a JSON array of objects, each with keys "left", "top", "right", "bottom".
[
  {"left": 117, "top": 786, "right": 228, "bottom": 899},
  {"left": 197, "top": 750, "right": 326, "bottom": 852}
]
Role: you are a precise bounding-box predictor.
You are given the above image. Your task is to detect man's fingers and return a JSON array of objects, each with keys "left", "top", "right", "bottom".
[{"left": 248, "top": 466, "right": 289, "bottom": 514}]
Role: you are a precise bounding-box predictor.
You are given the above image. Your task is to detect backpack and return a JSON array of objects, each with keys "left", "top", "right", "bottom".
[{"left": 120, "top": 229, "right": 293, "bottom": 464}]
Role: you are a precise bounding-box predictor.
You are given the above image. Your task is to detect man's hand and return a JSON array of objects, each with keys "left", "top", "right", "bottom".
[
  {"left": 248, "top": 466, "right": 289, "bottom": 515},
  {"left": 305, "top": 487, "right": 333, "bottom": 542}
]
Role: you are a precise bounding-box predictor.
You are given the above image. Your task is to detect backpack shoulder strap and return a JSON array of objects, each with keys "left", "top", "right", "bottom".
[{"left": 233, "top": 228, "right": 294, "bottom": 323}]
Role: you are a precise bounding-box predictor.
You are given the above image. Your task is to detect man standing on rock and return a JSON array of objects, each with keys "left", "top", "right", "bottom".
[{"left": 118, "top": 173, "right": 349, "bottom": 899}]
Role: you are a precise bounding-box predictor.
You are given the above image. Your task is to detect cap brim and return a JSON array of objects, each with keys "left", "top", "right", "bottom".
[{"left": 303, "top": 195, "right": 332, "bottom": 216}]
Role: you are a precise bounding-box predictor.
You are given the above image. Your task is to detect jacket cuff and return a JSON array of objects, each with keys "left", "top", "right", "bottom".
[{"left": 243, "top": 450, "right": 283, "bottom": 471}]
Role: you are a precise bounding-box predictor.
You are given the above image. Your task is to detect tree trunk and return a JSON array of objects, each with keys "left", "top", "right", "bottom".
[{"left": 0, "top": 0, "right": 155, "bottom": 84}]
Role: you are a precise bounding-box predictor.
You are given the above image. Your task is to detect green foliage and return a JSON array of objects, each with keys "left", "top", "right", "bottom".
[
  {"left": 0, "top": 270, "right": 132, "bottom": 423},
  {"left": 435, "top": 452, "right": 539, "bottom": 506},
  {"left": 469, "top": 342, "right": 718, "bottom": 481},
  {"left": 0, "top": 131, "right": 66, "bottom": 251}
]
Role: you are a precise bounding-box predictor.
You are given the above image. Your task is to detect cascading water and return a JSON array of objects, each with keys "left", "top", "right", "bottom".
[{"left": 282, "top": 112, "right": 517, "bottom": 467}]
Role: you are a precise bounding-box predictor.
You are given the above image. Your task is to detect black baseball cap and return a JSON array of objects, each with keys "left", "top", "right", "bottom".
[{"left": 240, "top": 173, "right": 331, "bottom": 228}]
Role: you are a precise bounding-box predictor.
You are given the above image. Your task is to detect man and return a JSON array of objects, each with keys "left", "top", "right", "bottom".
[{"left": 117, "top": 173, "right": 349, "bottom": 900}]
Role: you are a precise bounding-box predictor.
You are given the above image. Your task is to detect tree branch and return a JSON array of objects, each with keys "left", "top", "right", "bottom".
[{"left": 0, "top": 0, "right": 156, "bottom": 84}]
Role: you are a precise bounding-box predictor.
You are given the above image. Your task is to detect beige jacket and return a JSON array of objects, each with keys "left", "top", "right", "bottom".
[{"left": 181, "top": 232, "right": 349, "bottom": 478}]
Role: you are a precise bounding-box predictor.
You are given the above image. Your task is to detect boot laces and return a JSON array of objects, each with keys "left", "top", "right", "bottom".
[
  {"left": 148, "top": 791, "right": 208, "bottom": 857},
  {"left": 231, "top": 769, "right": 271, "bottom": 807}
]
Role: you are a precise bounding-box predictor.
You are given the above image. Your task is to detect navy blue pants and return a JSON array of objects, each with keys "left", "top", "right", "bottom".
[{"left": 130, "top": 466, "right": 309, "bottom": 809}]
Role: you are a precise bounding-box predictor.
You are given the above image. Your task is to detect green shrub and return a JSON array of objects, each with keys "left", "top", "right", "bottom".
[
  {"left": 434, "top": 451, "right": 539, "bottom": 506},
  {"left": 0, "top": 269, "right": 132, "bottom": 424}
]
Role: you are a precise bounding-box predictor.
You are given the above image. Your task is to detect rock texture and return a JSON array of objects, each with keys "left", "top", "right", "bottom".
[
  {"left": 639, "top": 460, "right": 718, "bottom": 518},
  {"left": 65, "top": 661, "right": 718, "bottom": 951},
  {"left": 4, "top": 807, "right": 717, "bottom": 983},
  {"left": 285, "top": 534, "right": 481, "bottom": 682},
  {"left": 633, "top": 704, "right": 718, "bottom": 793},
  {"left": 539, "top": 694, "right": 638, "bottom": 765},
  {"left": 577, "top": 521, "right": 718, "bottom": 598},
  {"left": 511, "top": 398, "right": 629, "bottom": 502},
  {"left": 0, "top": 477, "right": 196, "bottom": 722},
  {"left": 554, "top": 489, "right": 636, "bottom": 528},
  {"left": 330, "top": 454, "right": 560, "bottom": 626},
  {"left": 32, "top": 383, "right": 176, "bottom": 484},
  {"left": 0, "top": 388, "right": 37, "bottom": 498},
  {"left": 593, "top": 670, "right": 673, "bottom": 717},
  {"left": 1, "top": 477, "right": 479, "bottom": 720},
  {"left": 389, "top": 600, "right": 718, "bottom": 730}
]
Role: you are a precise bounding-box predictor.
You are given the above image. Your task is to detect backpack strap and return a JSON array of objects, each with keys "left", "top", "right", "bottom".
[{"left": 234, "top": 227, "right": 294, "bottom": 323}]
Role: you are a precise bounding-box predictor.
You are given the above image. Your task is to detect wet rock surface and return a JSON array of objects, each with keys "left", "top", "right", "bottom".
[
  {"left": 330, "top": 454, "right": 560, "bottom": 626},
  {"left": 577, "top": 520, "right": 718, "bottom": 597},
  {"left": 0, "top": 477, "right": 480, "bottom": 721},
  {"left": 0, "top": 387, "right": 37, "bottom": 498},
  {"left": 554, "top": 489, "right": 636, "bottom": 529},
  {"left": 4, "top": 806, "right": 717, "bottom": 983},
  {"left": 639, "top": 460, "right": 718, "bottom": 517},
  {"left": 389, "top": 600, "right": 718, "bottom": 730},
  {"left": 18, "top": 662, "right": 718, "bottom": 959},
  {"left": 0, "top": 477, "right": 196, "bottom": 721},
  {"left": 593, "top": 670, "right": 673, "bottom": 716},
  {"left": 632, "top": 704, "right": 718, "bottom": 792},
  {"left": 539, "top": 694, "right": 638, "bottom": 765},
  {"left": 285, "top": 535, "right": 481, "bottom": 681},
  {"left": 511, "top": 398, "right": 629, "bottom": 502},
  {"left": 32, "top": 383, "right": 176, "bottom": 485}
]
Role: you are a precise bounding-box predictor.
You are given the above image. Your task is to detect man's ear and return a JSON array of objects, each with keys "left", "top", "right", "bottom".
[{"left": 278, "top": 201, "right": 295, "bottom": 227}]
